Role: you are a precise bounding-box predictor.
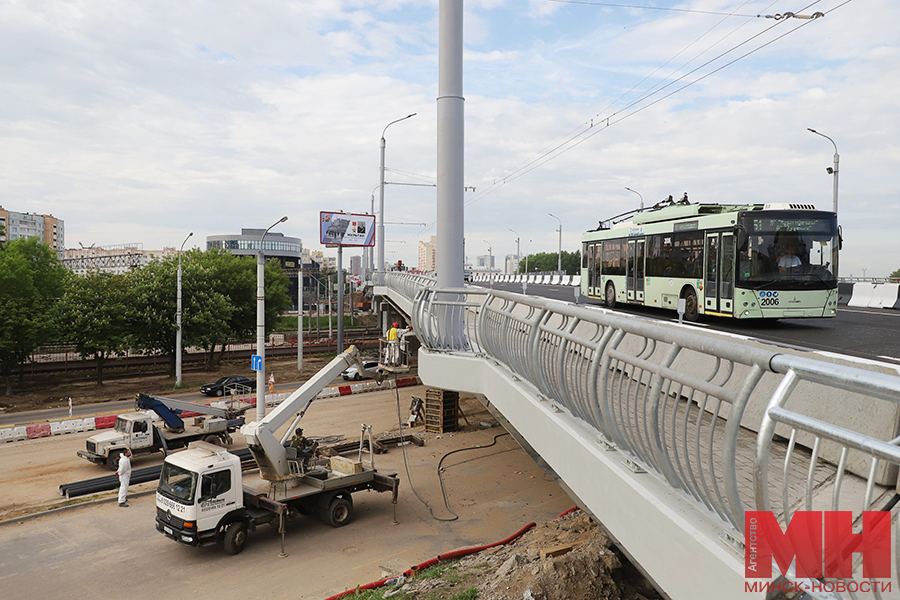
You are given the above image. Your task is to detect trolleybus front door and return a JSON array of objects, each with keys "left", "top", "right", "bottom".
[
  {"left": 626, "top": 239, "right": 645, "bottom": 303},
  {"left": 704, "top": 232, "right": 734, "bottom": 315}
]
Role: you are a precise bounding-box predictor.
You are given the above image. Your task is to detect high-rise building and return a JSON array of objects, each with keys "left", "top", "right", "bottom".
[
  {"left": 418, "top": 235, "right": 437, "bottom": 272},
  {"left": 303, "top": 248, "right": 336, "bottom": 273},
  {"left": 0, "top": 206, "right": 64, "bottom": 251},
  {"left": 505, "top": 254, "right": 521, "bottom": 275}
]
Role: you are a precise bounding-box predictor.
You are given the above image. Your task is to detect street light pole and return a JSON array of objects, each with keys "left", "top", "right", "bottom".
[
  {"left": 175, "top": 231, "right": 193, "bottom": 387},
  {"left": 549, "top": 213, "right": 562, "bottom": 276},
  {"left": 297, "top": 243, "right": 303, "bottom": 372},
  {"left": 483, "top": 240, "right": 492, "bottom": 285},
  {"left": 522, "top": 239, "right": 533, "bottom": 294},
  {"left": 808, "top": 128, "right": 840, "bottom": 278},
  {"left": 625, "top": 187, "right": 644, "bottom": 210},
  {"left": 378, "top": 113, "right": 416, "bottom": 286},
  {"left": 256, "top": 216, "right": 288, "bottom": 422},
  {"left": 509, "top": 228, "right": 520, "bottom": 274},
  {"left": 368, "top": 184, "right": 379, "bottom": 281}
]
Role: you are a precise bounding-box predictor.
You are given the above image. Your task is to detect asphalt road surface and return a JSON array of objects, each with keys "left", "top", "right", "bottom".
[{"left": 0, "top": 377, "right": 352, "bottom": 428}]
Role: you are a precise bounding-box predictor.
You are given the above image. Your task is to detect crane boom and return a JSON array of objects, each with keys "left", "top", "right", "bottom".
[{"left": 240, "top": 345, "right": 363, "bottom": 482}]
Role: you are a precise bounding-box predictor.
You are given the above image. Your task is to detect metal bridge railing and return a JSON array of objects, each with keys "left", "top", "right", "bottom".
[
  {"left": 414, "top": 285, "right": 775, "bottom": 532},
  {"left": 385, "top": 276, "right": 900, "bottom": 593},
  {"left": 756, "top": 355, "right": 900, "bottom": 597}
]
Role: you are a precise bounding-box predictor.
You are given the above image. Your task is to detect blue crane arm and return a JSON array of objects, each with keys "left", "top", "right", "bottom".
[{"left": 135, "top": 394, "right": 185, "bottom": 430}]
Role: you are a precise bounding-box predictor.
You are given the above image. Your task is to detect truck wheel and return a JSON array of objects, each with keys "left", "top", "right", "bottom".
[
  {"left": 323, "top": 497, "right": 353, "bottom": 528},
  {"left": 223, "top": 521, "right": 248, "bottom": 555},
  {"left": 106, "top": 450, "right": 122, "bottom": 471}
]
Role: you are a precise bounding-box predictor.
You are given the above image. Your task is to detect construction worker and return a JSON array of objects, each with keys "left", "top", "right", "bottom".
[
  {"left": 116, "top": 448, "right": 132, "bottom": 507},
  {"left": 290, "top": 428, "right": 318, "bottom": 470},
  {"left": 387, "top": 322, "right": 400, "bottom": 365}
]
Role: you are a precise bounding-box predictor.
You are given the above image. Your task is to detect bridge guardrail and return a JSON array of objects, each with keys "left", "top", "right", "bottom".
[{"left": 386, "top": 272, "right": 900, "bottom": 596}]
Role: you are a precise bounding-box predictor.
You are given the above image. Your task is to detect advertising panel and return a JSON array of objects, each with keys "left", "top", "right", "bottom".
[{"left": 319, "top": 212, "right": 375, "bottom": 247}]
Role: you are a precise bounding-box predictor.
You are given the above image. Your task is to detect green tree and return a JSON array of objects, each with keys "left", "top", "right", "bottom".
[
  {"left": 518, "top": 250, "right": 581, "bottom": 275},
  {"left": 127, "top": 258, "right": 178, "bottom": 374},
  {"left": 182, "top": 249, "right": 245, "bottom": 368},
  {"left": 0, "top": 237, "right": 68, "bottom": 395},
  {"left": 128, "top": 249, "right": 292, "bottom": 376},
  {"left": 890, "top": 268, "right": 900, "bottom": 280},
  {"left": 60, "top": 271, "right": 131, "bottom": 385}
]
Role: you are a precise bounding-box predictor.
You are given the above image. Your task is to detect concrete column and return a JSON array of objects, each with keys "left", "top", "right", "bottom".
[{"left": 436, "top": 0, "right": 464, "bottom": 291}]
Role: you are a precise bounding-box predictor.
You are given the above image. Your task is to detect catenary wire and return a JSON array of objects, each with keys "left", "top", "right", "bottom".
[{"left": 391, "top": 0, "right": 846, "bottom": 250}]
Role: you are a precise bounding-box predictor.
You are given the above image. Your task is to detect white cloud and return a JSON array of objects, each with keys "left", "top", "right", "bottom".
[{"left": 1, "top": 0, "right": 898, "bottom": 279}]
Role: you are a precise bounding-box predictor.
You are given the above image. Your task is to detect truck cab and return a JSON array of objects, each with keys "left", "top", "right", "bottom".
[
  {"left": 156, "top": 441, "right": 244, "bottom": 550},
  {"left": 78, "top": 412, "right": 155, "bottom": 469}
]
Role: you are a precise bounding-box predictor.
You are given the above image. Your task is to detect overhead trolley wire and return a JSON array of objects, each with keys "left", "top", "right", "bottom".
[
  {"left": 393, "top": 0, "right": 847, "bottom": 249},
  {"left": 463, "top": 0, "right": 836, "bottom": 204}
]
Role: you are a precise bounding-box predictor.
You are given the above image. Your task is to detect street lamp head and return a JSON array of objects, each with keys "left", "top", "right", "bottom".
[
  {"left": 382, "top": 113, "right": 418, "bottom": 138},
  {"left": 278, "top": 216, "right": 288, "bottom": 224}
]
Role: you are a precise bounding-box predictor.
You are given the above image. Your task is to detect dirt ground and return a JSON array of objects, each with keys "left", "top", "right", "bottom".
[{"left": 0, "top": 354, "right": 660, "bottom": 600}]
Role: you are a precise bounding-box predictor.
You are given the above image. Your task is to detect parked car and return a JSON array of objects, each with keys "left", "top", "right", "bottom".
[
  {"left": 200, "top": 375, "right": 257, "bottom": 397},
  {"left": 341, "top": 361, "right": 380, "bottom": 381}
]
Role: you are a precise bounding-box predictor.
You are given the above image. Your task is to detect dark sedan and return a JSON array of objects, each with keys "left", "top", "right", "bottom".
[{"left": 200, "top": 375, "right": 257, "bottom": 397}]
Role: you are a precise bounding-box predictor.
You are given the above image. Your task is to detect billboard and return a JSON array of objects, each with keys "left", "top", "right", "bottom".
[{"left": 319, "top": 212, "right": 375, "bottom": 247}]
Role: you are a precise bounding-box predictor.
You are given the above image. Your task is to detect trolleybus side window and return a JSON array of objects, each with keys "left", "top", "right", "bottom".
[{"left": 602, "top": 240, "right": 626, "bottom": 276}]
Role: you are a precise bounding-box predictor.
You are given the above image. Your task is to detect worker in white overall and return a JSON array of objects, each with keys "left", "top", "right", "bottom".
[{"left": 116, "top": 449, "right": 132, "bottom": 507}]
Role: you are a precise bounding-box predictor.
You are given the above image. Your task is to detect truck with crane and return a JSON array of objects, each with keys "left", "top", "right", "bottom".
[
  {"left": 77, "top": 394, "right": 251, "bottom": 470},
  {"left": 154, "top": 346, "right": 400, "bottom": 555}
]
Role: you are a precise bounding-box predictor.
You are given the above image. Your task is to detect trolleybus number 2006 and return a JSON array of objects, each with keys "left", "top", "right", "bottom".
[{"left": 581, "top": 199, "right": 839, "bottom": 321}]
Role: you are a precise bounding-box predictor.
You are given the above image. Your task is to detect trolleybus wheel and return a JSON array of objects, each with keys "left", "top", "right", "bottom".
[
  {"left": 605, "top": 282, "right": 617, "bottom": 309},
  {"left": 683, "top": 288, "right": 699, "bottom": 322}
]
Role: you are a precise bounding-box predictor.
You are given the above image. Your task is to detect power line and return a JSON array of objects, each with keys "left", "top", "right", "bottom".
[
  {"left": 463, "top": 0, "right": 835, "bottom": 206},
  {"left": 394, "top": 1, "right": 848, "bottom": 252},
  {"left": 547, "top": 0, "right": 765, "bottom": 18}
]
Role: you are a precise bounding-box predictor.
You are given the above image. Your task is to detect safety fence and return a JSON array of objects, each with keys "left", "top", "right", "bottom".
[
  {"left": 469, "top": 273, "right": 581, "bottom": 286},
  {"left": 0, "top": 377, "right": 421, "bottom": 443},
  {"left": 387, "top": 272, "right": 900, "bottom": 596},
  {"left": 840, "top": 281, "right": 900, "bottom": 309}
]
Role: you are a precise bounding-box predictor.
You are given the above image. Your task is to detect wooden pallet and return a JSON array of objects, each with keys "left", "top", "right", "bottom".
[{"left": 424, "top": 389, "right": 459, "bottom": 433}]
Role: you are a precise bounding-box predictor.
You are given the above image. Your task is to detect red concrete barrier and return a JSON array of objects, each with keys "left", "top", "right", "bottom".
[
  {"left": 94, "top": 415, "right": 117, "bottom": 429},
  {"left": 396, "top": 377, "right": 418, "bottom": 388},
  {"left": 338, "top": 385, "right": 352, "bottom": 396},
  {"left": 26, "top": 423, "right": 51, "bottom": 439}
]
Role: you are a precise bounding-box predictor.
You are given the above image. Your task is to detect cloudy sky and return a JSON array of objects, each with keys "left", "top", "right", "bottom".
[{"left": 2, "top": 0, "right": 896, "bottom": 277}]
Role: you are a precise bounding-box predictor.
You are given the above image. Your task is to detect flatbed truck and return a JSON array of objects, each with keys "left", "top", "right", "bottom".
[{"left": 77, "top": 394, "right": 250, "bottom": 470}]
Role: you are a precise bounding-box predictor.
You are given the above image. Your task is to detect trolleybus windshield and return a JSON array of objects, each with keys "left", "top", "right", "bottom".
[{"left": 736, "top": 211, "right": 837, "bottom": 291}]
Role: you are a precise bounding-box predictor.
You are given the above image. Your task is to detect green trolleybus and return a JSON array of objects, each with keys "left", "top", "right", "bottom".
[{"left": 581, "top": 199, "right": 839, "bottom": 320}]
